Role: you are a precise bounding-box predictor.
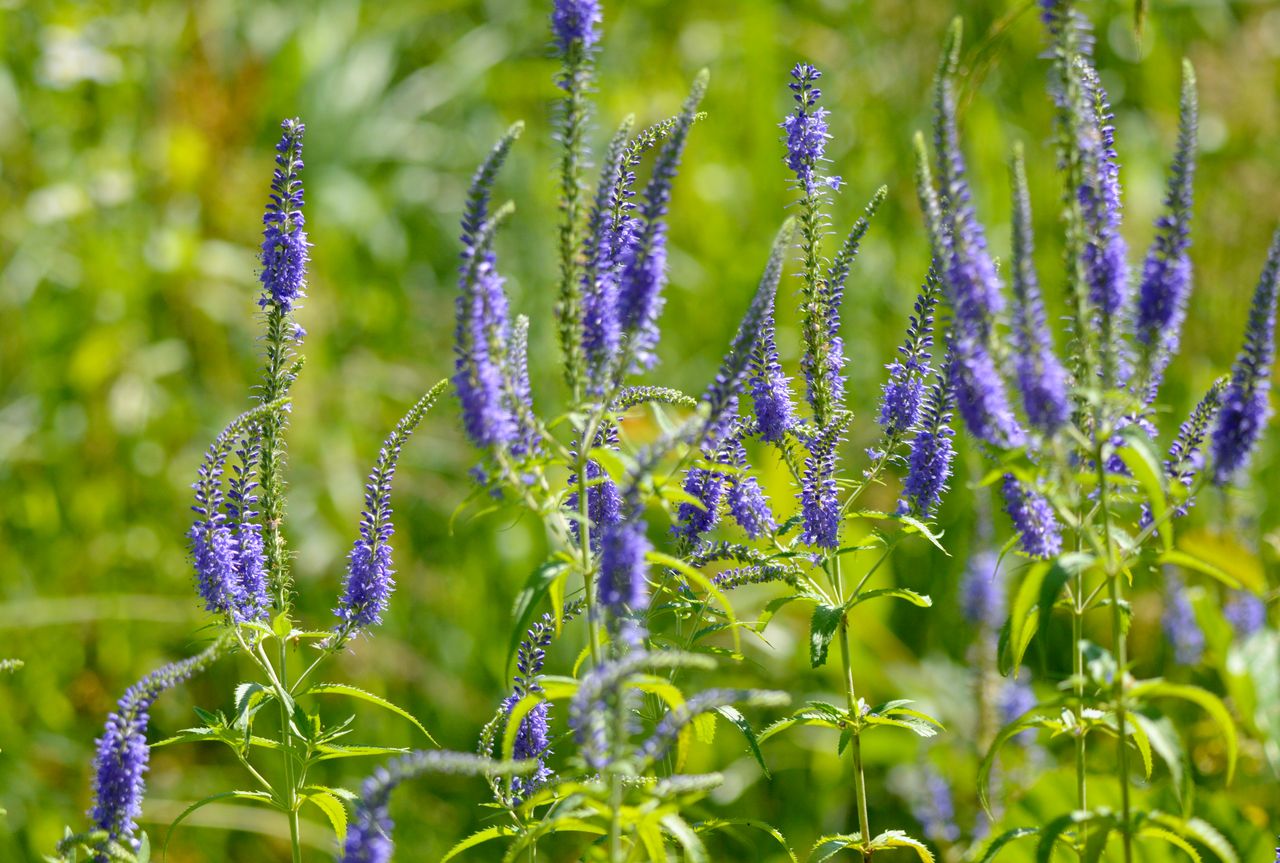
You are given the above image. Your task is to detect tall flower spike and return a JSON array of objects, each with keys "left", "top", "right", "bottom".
[
  {"left": 1135, "top": 61, "right": 1198, "bottom": 398},
  {"left": 567, "top": 424, "right": 623, "bottom": 548},
  {"left": 618, "top": 71, "right": 709, "bottom": 371},
  {"left": 340, "top": 752, "right": 531, "bottom": 863},
  {"left": 90, "top": 641, "right": 226, "bottom": 856},
  {"left": 551, "top": 0, "right": 601, "bottom": 395},
  {"left": 823, "top": 187, "right": 888, "bottom": 419},
  {"left": 334, "top": 381, "right": 446, "bottom": 636},
  {"left": 1211, "top": 228, "right": 1280, "bottom": 485},
  {"left": 748, "top": 300, "right": 796, "bottom": 443},
  {"left": 781, "top": 63, "right": 841, "bottom": 198},
  {"left": 799, "top": 417, "right": 848, "bottom": 549},
  {"left": 725, "top": 439, "right": 776, "bottom": 539},
  {"left": 897, "top": 357, "right": 957, "bottom": 519},
  {"left": 1010, "top": 144, "right": 1071, "bottom": 433},
  {"left": 697, "top": 219, "right": 794, "bottom": 444},
  {"left": 509, "top": 315, "right": 542, "bottom": 458},
  {"left": 922, "top": 29, "right": 1024, "bottom": 448},
  {"left": 879, "top": 266, "right": 940, "bottom": 436},
  {"left": 454, "top": 125, "right": 523, "bottom": 451},
  {"left": 1077, "top": 61, "right": 1129, "bottom": 320},
  {"left": 1001, "top": 473, "right": 1063, "bottom": 559},
  {"left": 258, "top": 119, "right": 308, "bottom": 311},
  {"left": 581, "top": 119, "right": 636, "bottom": 394}
]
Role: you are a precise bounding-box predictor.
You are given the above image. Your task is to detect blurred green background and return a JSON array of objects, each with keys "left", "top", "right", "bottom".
[{"left": 2, "top": 0, "right": 1279, "bottom": 860}]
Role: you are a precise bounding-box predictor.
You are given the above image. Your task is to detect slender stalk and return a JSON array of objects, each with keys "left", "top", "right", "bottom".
[
  {"left": 576, "top": 441, "right": 602, "bottom": 667},
  {"left": 833, "top": 558, "right": 872, "bottom": 857},
  {"left": 609, "top": 685, "right": 626, "bottom": 863},
  {"left": 277, "top": 640, "right": 303, "bottom": 863},
  {"left": 1094, "top": 437, "right": 1132, "bottom": 863}
]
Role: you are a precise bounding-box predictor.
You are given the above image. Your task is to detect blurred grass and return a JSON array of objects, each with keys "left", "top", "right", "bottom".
[{"left": 1, "top": 0, "right": 1279, "bottom": 860}]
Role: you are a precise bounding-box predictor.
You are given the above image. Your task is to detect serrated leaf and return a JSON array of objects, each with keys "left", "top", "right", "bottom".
[
  {"left": 1131, "top": 713, "right": 1190, "bottom": 814},
  {"left": 1137, "top": 826, "right": 1202, "bottom": 863},
  {"left": 979, "top": 712, "right": 1052, "bottom": 815},
  {"left": 162, "top": 791, "right": 275, "bottom": 856},
  {"left": 696, "top": 819, "right": 797, "bottom": 862},
  {"left": 301, "top": 788, "right": 348, "bottom": 843},
  {"left": 809, "top": 604, "right": 843, "bottom": 669},
  {"left": 1117, "top": 425, "right": 1170, "bottom": 551},
  {"left": 500, "top": 693, "right": 544, "bottom": 763},
  {"left": 808, "top": 833, "right": 862, "bottom": 863},
  {"left": 977, "top": 827, "right": 1039, "bottom": 863},
  {"left": 441, "top": 824, "right": 519, "bottom": 862},
  {"left": 304, "top": 683, "right": 436, "bottom": 745},
  {"left": 871, "top": 830, "right": 935, "bottom": 862},
  {"left": 1128, "top": 680, "right": 1237, "bottom": 783},
  {"left": 714, "top": 706, "right": 771, "bottom": 778},
  {"left": 848, "top": 587, "right": 932, "bottom": 609}
]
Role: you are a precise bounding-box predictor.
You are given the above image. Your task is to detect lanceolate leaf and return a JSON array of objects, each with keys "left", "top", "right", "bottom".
[
  {"left": 440, "top": 825, "right": 519, "bottom": 863},
  {"left": 695, "top": 818, "right": 797, "bottom": 863},
  {"left": 161, "top": 791, "right": 276, "bottom": 857},
  {"left": 809, "top": 603, "right": 843, "bottom": 669},
  {"left": 1128, "top": 680, "right": 1238, "bottom": 783},
  {"left": 303, "top": 683, "right": 436, "bottom": 745},
  {"left": 301, "top": 788, "right": 348, "bottom": 843},
  {"left": 977, "top": 827, "right": 1039, "bottom": 863}
]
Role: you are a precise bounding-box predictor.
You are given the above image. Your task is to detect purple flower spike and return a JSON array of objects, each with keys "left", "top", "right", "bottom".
[
  {"left": 259, "top": 119, "right": 309, "bottom": 311},
  {"left": 334, "top": 382, "right": 444, "bottom": 636},
  {"left": 727, "top": 474, "right": 776, "bottom": 540},
  {"left": 1225, "top": 591, "right": 1266, "bottom": 640},
  {"left": 1077, "top": 62, "right": 1129, "bottom": 328},
  {"left": 1211, "top": 228, "right": 1280, "bottom": 485},
  {"left": 959, "top": 549, "right": 1005, "bottom": 630},
  {"left": 599, "top": 518, "right": 652, "bottom": 619},
  {"left": 90, "top": 644, "right": 223, "bottom": 856},
  {"left": 1001, "top": 474, "right": 1062, "bottom": 559},
  {"left": 749, "top": 304, "right": 796, "bottom": 442},
  {"left": 454, "top": 126, "right": 523, "bottom": 452},
  {"left": 879, "top": 268, "right": 940, "bottom": 436},
  {"left": 1010, "top": 147, "right": 1070, "bottom": 433},
  {"left": 781, "top": 63, "right": 841, "bottom": 197},
  {"left": 674, "top": 467, "right": 726, "bottom": 542},
  {"left": 897, "top": 360, "right": 957, "bottom": 519},
  {"left": 800, "top": 420, "right": 846, "bottom": 548},
  {"left": 551, "top": 0, "right": 601, "bottom": 53},
  {"left": 1136, "top": 63, "right": 1198, "bottom": 397}
]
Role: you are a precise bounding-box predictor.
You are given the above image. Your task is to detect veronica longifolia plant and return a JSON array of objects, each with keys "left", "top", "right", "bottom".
[
  {"left": 913, "top": 8, "right": 1276, "bottom": 861},
  {"left": 51, "top": 119, "right": 521, "bottom": 863}
]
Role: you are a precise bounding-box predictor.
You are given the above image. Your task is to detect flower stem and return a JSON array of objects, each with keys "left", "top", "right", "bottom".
[
  {"left": 833, "top": 558, "right": 872, "bottom": 858},
  {"left": 275, "top": 639, "right": 303, "bottom": 863}
]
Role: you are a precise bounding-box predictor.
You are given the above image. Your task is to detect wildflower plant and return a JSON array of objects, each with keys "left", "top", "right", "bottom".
[
  {"left": 51, "top": 119, "right": 523, "bottom": 863},
  {"left": 910, "top": 6, "right": 1276, "bottom": 861}
]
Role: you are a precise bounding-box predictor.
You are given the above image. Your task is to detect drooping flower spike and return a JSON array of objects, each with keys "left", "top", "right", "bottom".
[
  {"left": 1211, "top": 227, "right": 1280, "bottom": 485},
  {"left": 333, "top": 380, "right": 447, "bottom": 638},
  {"left": 89, "top": 640, "right": 228, "bottom": 857},
  {"left": 339, "top": 752, "right": 534, "bottom": 863},
  {"left": 1135, "top": 61, "right": 1198, "bottom": 398},
  {"left": 259, "top": 118, "right": 309, "bottom": 311},
  {"left": 1009, "top": 144, "right": 1071, "bottom": 434}
]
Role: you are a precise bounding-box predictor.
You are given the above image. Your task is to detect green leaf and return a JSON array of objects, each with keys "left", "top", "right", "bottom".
[
  {"left": 301, "top": 788, "right": 348, "bottom": 843},
  {"left": 162, "top": 791, "right": 275, "bottom": 857},
  {"left": 848, "top": 587, "right": 932, "bottom": 609},
  {"left": 809, "top": 604, "right": 843, "bottom": 669},
  {"left": 1128, "top": 680, "right": 1238, "bottom": 783},
  {"left": 695, "top": 818, "right": 797, "bottom": 863},
  {"left": 1117, "top": 425, "right": 1170, "bottom": 551},
  {"left": 303, "top": 683, "right": 436, "bottom": 745},
  {"left": 272, "top": 612, "right": 293, "bottom": 640},
  {"left": 506, "top": 556, "right": 572, "bottom": 668},
  {"left": 313, "top": 743, "right": 410, "bottom": 761},
  {"left": 978, "top": 712, "right": 1052, "bottom": 815},
  {"left": 661, "top": 814, "right": 708, "bottom": 863},
  {"left": 1001, "top": 561, "right": 1049, "bottom": 677},
  {"left": 870, "top": 830, "right": 935, "bottom": 862},
  {"left": 501, "top": 693, "right": 544, "bottom": 762},
  {"left": 649, "top": 551, "right": 740, "bottom": 652},
  {"left": 1036, "top": 811, "right": 1103, "bottom": 863},
  {"left": 1136, "top": 827, "right": 1202, "bottom": 863},
  {"left": 976, "top": 827, "right": 1039, "bottom": 863},
  {"left": 1130, "top": 713, "right": 1191, "bottom": 814},
  {"left": 1158, "top": 550, "right": 1243, "bottom": 591},
  {"left": 1145, "top": 812, "right": 1240, "bottom": 863},
  {"left": 808, "top": 833, "right": 862, "bottom": 863},
  {"left": 440, "top": 825, "right": 519, "bottom": 862},
  {"left": 714, "top": 706, "right": 771, "bottom": 778}
]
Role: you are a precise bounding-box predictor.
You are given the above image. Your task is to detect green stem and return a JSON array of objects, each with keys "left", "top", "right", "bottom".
[
  {"left": 833, "top": 558, "right": 872, "bottom": 858},
  {"left": 576, "top": 440, "right": 602, "bottom": 668},
  {"left": 276, "top": 639, "right": 303, "bottom": 863}
]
